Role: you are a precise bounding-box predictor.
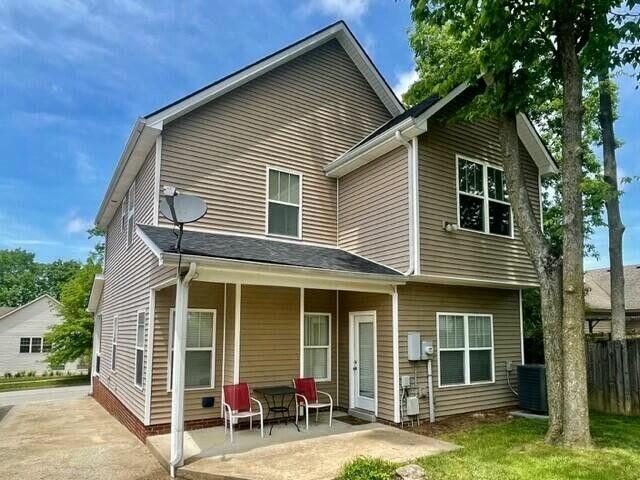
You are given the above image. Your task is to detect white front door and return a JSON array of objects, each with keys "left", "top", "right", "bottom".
[{"left": 350, "top": 311, "right": 376, "bottom": 412}]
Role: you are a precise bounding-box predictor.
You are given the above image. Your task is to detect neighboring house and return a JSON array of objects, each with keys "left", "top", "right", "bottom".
[
  {"left": 87, "top": 21, "right": 556, "bottom": 441},
  {"left": 585, "top": 265, "right": 640, "bottom": 334},
  {"left": 0, "top": 295, "right": 85, "bottom": 375}
]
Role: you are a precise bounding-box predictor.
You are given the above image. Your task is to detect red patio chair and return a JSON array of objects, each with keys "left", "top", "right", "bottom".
[
  {"left": 293, "top": 377, "right": 333, "bottom": 430},
  {"left": 223, "top": 383, "right": 264, "bottom": 442}
]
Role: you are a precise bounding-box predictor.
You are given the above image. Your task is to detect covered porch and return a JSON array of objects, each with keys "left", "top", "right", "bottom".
[
  {"left": 139, "top": 225, "right": 408, "bottom": 475},
  {"left": 147, "top": 411, "right": 458, "bottom": 480}
]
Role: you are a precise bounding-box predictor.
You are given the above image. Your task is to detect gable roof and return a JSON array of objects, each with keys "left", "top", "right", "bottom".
[
  {"left": 324, "top": 82, "right": 559, "bottom": 178},
  {"left": 137, "top": 225, "right": 402, "bottom": 278},
  {"left": 95, "top": 21, "right": 403, "bottom": 230},
  {"left": 585, "top": 265, "right": 640, "bottom": 312},
  {"left": 0, "top": 294, "right": 60, "bottom": 322}
]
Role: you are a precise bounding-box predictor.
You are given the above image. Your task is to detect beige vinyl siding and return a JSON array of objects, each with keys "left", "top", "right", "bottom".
[
  {"left": 338, "top": 146, "right": 410, "bottom": 271},
  {"left": 337, "top": 291, "right": 394, "bottom": 422},
  {"left": 398, "top": 282, "right": 522, "bottom": 419},
  {"left": 418, "top": 115, "right": 541, "bottom": 285},
  {"left": 149, "top": 282, "right": 225, "bottom": 424},
  {"left": 159, "top": 39, "right": 391, "bottom": 245},
  {"left": 98, "top": 146, "right": 158, "bottom": 422}
]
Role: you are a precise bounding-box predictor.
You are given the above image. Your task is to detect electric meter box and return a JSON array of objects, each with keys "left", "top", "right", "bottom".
[{"left": 408, "top": 332, "right": 421, "bottom": 361}]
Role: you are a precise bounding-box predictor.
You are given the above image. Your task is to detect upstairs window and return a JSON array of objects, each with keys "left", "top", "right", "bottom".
[
  {"left": 267, "top": 167, "right": 301, "bottom": 238},
  {"left": 457, "top": 156, "right": 512, "bottom": 237}
]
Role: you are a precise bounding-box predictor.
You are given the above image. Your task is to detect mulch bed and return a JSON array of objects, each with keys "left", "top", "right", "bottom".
[{"left": 406, "top": 407, "right": 515, "bottom": 437}]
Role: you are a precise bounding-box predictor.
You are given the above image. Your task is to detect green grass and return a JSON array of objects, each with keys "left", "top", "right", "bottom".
[
  {"left": 0, "top": 374, "right": 89, "bottom": 392},
  {"left": 336, "top": 414, "right": 640, "bottom": 480}
]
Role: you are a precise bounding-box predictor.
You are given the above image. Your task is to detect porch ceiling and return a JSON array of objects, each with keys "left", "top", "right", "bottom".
[{"left": 138, "top": 225, "right": 402, "bottom": 277}]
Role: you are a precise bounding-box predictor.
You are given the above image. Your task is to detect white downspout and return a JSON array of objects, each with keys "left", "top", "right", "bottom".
[
  {"left": 170, "top": 261, "right": 197, "bottom": 478},
  {"left": 411, "top": 137, "right": 420, "bottom": 275},
  {"left": 395, "top": 130, "right": 415, "bottom": 276}
]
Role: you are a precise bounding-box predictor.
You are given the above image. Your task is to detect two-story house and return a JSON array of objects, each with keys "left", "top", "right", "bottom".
[{"left": 87, "top": 21, "right": 556, "bottom": 443}]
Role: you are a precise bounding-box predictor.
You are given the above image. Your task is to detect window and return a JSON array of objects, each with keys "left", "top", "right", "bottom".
[
  {"left": 169, "top": 309, "right": 216, "bottom": 390},
  {"left": 437, "top": 313, "right": 494, "bottom": 387},
  {"left": 457, "top": 156, "right": 512, "bottom": 237},
  {"left": 267, "top": 168, "right": 301, "bottom": 238},
  {"left": 126, "top": 182, "right": 136, "bottom": 247},
  {"left": 111, "top": 315, "right": 118, "bottom": 372},
  {"left": 302, "top": 313, "right": 331, "bottom": 382},
  {"left": 31, "top": 337, "right": 42, "bottom": 353},
  {"left": 19, "top": 337, "right": 30, "bottom": 353},
  {"left": 95, "top": 314, "right": 102, "bottom": 374},
  {"left": 135, "top": 311, "right": 145, "bottom": 388}
]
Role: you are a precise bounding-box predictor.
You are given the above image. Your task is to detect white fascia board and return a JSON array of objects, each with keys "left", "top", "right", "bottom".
[
  {"left": 87, "top": 275, "right": 105, "bottom": 313},
  {"left": 145, "top": 23, "right": 402, "bottom": 129},
  {"left": 516, "top": 113, "right": 558, "bottom": 175},
  {"left": 95, "top": 123, "right": 161, "bottom": 229},
  {"left": 135, "top": 225, "right": 164, "bottom": 259},
  {"left": 161, "top": 253, "right": 404, "bottom": 293},
  {"left": 325, "top": 118, "right": 419, "bottom": 178}
]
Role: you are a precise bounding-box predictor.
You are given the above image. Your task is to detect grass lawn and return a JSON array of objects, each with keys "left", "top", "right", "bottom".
[
  {"left": 0, "top": 374, "right": 89, "bottom": 392},
  {"left": 336, "top": 413, "right": 640, "bottom": 480}
]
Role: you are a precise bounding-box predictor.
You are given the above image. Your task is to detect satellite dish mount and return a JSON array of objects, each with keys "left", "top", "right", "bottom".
[{"left": 159, "top": 187, "right": 208, "bottom": 254}]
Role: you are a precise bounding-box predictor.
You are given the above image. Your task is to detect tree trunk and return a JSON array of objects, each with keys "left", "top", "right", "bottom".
[
  {"left": 556, "top": 17, "right": 591, "bottom": 447},
  {"left": 598, "top": 73, "right": 626, "bottom": 341},
  {"left": 498, "top": 112, "right": 564, "bottom": 442}
]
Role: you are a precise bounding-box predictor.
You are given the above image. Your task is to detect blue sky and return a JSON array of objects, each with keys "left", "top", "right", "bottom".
[{"left": 0, "top": 0, "right": 638, "bottom": 269}]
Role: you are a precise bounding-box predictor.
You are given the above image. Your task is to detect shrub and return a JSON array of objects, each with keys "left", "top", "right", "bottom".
[
  {"left": 4, "top": 373, "right": 12, "bottom": 378},
  {"left": 27, "top": 371, "right": 36, "bottom": 377},
  {"left": 335, "top": 457, "right": 397, "bottom": 480}
]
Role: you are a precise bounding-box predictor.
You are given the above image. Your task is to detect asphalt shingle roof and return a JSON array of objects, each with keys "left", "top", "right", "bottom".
[
  {"left": 585, "top": 265, "right": 640, "bottom": 311},
  {"left": 139, "top": 225, "right": 402, "bottom": 277}
]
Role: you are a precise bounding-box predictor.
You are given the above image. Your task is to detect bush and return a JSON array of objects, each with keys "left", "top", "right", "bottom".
[
  {"left": 27, "top": 371, "right": 36, "bottom": 377},
  {"left": 4, "top": 373, "right": 12, "bottom": 378},
  {"left": 336, "top": 457, "right": 397, "bottom": 480}
]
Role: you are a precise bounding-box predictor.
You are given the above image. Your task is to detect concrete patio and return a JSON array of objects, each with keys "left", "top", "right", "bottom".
[{"left": 147, "top": 413, "right": 458, "bottom": 480}]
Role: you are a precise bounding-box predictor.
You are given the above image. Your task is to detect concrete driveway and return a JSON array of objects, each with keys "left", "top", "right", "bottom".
[
  {"left": 0, "top": 396, "right": 167, "bottom": 480},
  {"left": 0, "top": 384, "right": 90, "bottom": 406}
]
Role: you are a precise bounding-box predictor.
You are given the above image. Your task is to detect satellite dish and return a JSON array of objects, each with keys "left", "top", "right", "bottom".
[
  {"left": 160, "top": 194, "right": 207, "bottom": 224},
  {"left": 159, "top": 191, "right": 207, "bottom": 252}
]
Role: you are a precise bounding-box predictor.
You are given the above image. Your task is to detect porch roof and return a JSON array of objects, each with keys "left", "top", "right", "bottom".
[{"left": 138, "top": 225, "right": 402, "bottom": 277}]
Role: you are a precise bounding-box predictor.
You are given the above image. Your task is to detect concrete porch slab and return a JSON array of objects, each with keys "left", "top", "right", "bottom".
[{"left": 147, "top": 414, "right": 458, "bottom": 480}]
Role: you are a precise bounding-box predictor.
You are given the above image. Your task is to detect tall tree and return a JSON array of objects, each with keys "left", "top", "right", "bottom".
[{"left": 598, "top": 76, "right": 626, "bottom": 339}]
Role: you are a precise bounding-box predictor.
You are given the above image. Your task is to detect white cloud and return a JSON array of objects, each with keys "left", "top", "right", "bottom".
[
  {"left": 303, "top": 0, "right": 371, "bottom": 20},
  {"left": 393, "top": 68, "right": 419, "bottom": 98},
  {"left": 66, "top": 216, "right": 93, "bottom": 234}
]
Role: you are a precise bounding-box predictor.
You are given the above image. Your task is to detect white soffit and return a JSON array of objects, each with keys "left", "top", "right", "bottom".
[{"left": 87, "top": 275, "right": 105, "bottom": 313}]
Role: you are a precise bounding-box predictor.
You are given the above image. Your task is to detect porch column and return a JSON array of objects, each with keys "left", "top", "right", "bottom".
[{"left": 169, "top": 262, "right": 197, "bottom": 477}]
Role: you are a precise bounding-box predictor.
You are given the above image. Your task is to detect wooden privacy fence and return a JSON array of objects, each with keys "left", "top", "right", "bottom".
[{"left": 586, "top": 339, "right": 640, "bottom": 416}]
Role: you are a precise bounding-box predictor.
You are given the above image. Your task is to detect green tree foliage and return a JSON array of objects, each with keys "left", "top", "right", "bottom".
[
  {"left": 0, "top": 249, "right": 80, "bottom": 307},
  {"left": 45, "top": 257, "right": 101, "bottom": 368}
]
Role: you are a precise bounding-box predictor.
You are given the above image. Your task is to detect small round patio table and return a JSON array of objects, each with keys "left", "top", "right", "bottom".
[{"left": 253, "top": 385, "right": 301, "bottom": 435}]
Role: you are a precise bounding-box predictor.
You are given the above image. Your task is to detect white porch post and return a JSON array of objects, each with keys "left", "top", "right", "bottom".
[{"left": 169, "top": 262, "right": 197, "bottom": 478}]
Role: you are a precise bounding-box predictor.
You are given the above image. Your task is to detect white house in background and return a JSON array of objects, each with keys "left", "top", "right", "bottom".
[{"left": 0, "top": 295, "right": 86, "bottom": 375}]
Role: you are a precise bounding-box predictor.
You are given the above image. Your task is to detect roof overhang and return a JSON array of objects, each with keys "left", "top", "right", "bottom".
[
  {"left": 95, "top": 122, "right": 160, "bottom": 229},
  {"left": 325, "top": 81, "right": 559, "bottom": 178},
  {"left": 87, "top": 274, "right": 105, "bottom": 313},
  {"left": 412, "top": 273, "right": 540, "bottom": 290},
  {"left": 161, "top": 253, "right": 404, "bottom": 295}
]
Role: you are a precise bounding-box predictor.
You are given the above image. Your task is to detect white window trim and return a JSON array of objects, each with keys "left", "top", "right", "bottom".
[
  {"left": 126, "top": 181, "right": 136, "bottom": 248},
  {"left": 134, "top": 309, "right": 146, "bottom": 390},
  {"left": 167, "top": 308, "right": 217, "bottom": 392},
  {"left": 455, "top": 154, "right": 514, "bottom": 239},
  {"left": 94, "top": 313, "right": 102, "bottom": 377},
  {"left": 300, "top": 312, "right": 332, "bottom": 383},
  {"left": 436, "top": 312, "right": 495, "bottom": 389},
  {"left": 265, "top": 165, "right": 303, "bottom": 240},
  {"left": 111, "top": 314, "right": 118, "bottom": 373}
]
